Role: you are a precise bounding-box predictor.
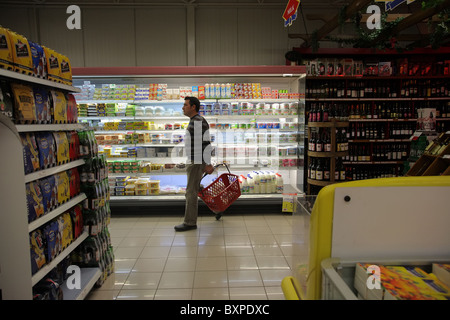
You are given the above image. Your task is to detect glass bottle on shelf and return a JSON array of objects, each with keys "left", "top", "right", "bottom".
[
  {"left": 324, "top": 159, "right": 330, "bottom": 181},
  {"left": 315, "top": 159, "right": 323, "bottom": 181}
]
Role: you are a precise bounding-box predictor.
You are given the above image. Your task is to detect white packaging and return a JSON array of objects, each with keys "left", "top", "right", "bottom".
[
  {"left": 276, "top": 173, "right": 284, "bottom": 193},
  {"left": 246, "top": 175, "right": 255, "bottom": 194}
]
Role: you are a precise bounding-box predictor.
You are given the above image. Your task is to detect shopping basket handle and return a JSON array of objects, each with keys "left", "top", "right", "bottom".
[{"left": 200, "top": 163, "right": 230, "bottom": 182}]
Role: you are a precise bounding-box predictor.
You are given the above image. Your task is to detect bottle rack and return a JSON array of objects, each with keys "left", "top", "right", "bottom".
[
  {"left": 306, "top": 119, "right": 349, "bottom": 194},
  {"left": 305, "top": 73, "right": 450, "bottom": 189}
]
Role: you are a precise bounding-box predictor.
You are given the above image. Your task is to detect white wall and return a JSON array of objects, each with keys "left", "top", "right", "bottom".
[{"left": 0, "top": 3, "right": 331, "bottom": 68}]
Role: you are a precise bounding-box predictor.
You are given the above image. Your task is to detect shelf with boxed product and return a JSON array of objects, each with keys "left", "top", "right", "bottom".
[
  {"left": 28, "top": 193, "right": 86, "bottom": 233},
  {"left": 24, "top": 159, "right": 85, "bottom": 184},
  {"left": 31, "top": 230, "right": 89, "bottom": 287}
]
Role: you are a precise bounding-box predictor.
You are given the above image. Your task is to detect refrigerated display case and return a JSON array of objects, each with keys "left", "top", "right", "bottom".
[{"left": 72, "top": 66, "right": 307, "bottom": 207}]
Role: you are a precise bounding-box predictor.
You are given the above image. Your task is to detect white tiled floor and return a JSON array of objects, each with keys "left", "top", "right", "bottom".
[{"left": 86, "top": 213, "right": 294, "bottom": 300}]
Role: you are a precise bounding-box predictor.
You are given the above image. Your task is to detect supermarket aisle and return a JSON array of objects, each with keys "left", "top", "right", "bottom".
[{"left": 86, "top": 213, "right": 295, "bottom": 300}]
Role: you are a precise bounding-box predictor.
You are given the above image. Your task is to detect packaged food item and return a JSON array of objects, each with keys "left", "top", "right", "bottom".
[
  {"left": 58, "top": 212, "right": 73, "bottom": 249},
  {"left": 20, "top": 133, "right": 40, "bottom": 174},
  {"left": 30, "top": 229, "right": 46, "bottom": 275},
  {"left": 0, "top": 79, "right": 14, "bottom": 120},
  {"left": 40, "top": 175, "right": 58, "bottom": 213},
  {"left": 55, "top": 171, "right": 70, "bottom": 205},
  {"left": 33, "top": 87, "right": 51, "bottom": 123},
  {"left": 11, "top": 83, "right": 36, "bottom": 123},
  {"left": 28, "top": 40, "right": 47, "bottom": 78},
  {"left": 9, "top": 30, "right": 33, "bottom": 74},
  {"left": 66, "top": 93, "right": 78, "bottom": 123},
  {"left": 70, "top": 205, "right": 84, "bottom": 239},
  {"left": 67, "top": 131, "right": 80, "bottom": 161},
  {"left": 44, "top": 220, "right": 61, "bottom": 262},
  {"left": 26, "top": 181, "right": 45, "bottom": 222},
  {"left": 32, "top": 278, "right": 63, "bottom": 300},
  {"left": 43, "top": 46, "right": 61, "bottom": 82},
  {"left": 35, "top": 132, "right": 56, "bottom": 169},
  {"left": 52, "top": 131, "right": 70, "bottom": 164},
  {"left": 68, "top": 168, "right": 80, "bottom": 198},
  {"left": 50, "top": 90, "right": 67, "bottom": 123},
  {"left": 59, "top": 54, "right": 72, "bottom": 85},
  {"left": 0, "top": 26, "right": 14, "bottom": 70}
]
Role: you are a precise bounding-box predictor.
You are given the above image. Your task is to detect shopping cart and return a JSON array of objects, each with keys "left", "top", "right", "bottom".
[{"left": 198, "top": 163, "right": 241, "bottom": 220}]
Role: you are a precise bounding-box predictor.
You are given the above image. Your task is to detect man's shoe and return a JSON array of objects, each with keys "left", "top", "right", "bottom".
[{"left": 174, "top": 223, "right": 197, "bottom": 232}]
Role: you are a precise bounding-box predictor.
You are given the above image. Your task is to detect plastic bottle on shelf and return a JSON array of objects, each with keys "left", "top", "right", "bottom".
[
  {"left": 259, "top": 171, "right": 267, "bottom": 194},
  {"left": 240, "top": 175, "right": 249, "bottom": 194},
  {"left": 269, "top": 171, "right": 277, "bottom": 193},
  {"left": 276, "top": 173, "right": 284, "bottom": 194},
  {"left": 246, "top": 174, "right": 255, "bottom": 194},
  {"left": 252, "top": 171, "right": 260, "bottom": 194}
]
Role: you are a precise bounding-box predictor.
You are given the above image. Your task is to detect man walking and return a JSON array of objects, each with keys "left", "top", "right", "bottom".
[{"left": 174, "top": 96, "right": 214, "bottom": 231}]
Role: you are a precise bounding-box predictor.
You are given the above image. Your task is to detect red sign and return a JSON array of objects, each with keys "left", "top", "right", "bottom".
[{"left": 283, "top": 0, "right": 300, "bottom": 26}]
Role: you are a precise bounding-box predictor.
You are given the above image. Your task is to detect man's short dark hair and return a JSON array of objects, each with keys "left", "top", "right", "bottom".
[{"left": 185, "top": 96, "right": 201, "bottom": 112}]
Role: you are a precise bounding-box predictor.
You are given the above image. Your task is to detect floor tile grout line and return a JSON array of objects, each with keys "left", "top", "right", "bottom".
[{"left": 106, "top": 214, "right": 294, "bottom": 300}]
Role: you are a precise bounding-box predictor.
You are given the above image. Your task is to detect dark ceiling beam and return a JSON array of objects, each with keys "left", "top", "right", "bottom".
[
  {"left": 300, "top": 0, "right": 374, "bottom": 48},
  {"left": 366, "top": 0, "right": 450, "bottom": 47},
  {"left": 289, "top": 33, "right": 429, "bottom": 42}
]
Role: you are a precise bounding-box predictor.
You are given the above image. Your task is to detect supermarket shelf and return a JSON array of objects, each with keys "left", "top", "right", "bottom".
[
  {"left": 76, "top": 98, "right": 300, "bottom": 104},
  {"left": 79, "top": 115, "right": 301, "bottom": 121},
  {"left": 61, "top": 267, "right": 102, "bottom": 300},
  {"left": 348, "top": 139, "right": 411, "bottom": 143},
  {"left": 0, "top": 69, "right": 81, "bottom": 93},
  {"left": 28, "top": 193, "right": 87, "bottom": 232},
  {"left": 32, "top": 231, "right": 89, "bottom": 286},
  {"left": 15, "top": 123, "right": 86, "bottom": 132},
  {"left": 308, "top": 121, "right": 349, "bottom": 128},
  {"left": 109, "top": 193, "right": 286, "bottom": 202},
  {"left": 305, "top": 97, "right": 450, "bottom": 101},
  {"left": 348, "top": 118, "right": 417, "bottom": 122},
  {"left": 343, "top": 160, "right": 405, "bottom": 164},
  {"left": 24, "top": 159, "right": 85, "bottom": 183},
  {"left": 308, "top": 151, "right": 348, "bottom": 158}
]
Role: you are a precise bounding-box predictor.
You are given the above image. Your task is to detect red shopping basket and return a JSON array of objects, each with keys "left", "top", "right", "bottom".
[{"left": 198, "top": 164, "right": 241, "bottom": 217}]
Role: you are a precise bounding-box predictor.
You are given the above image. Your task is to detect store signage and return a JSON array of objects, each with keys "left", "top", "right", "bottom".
[
  {"left": 282, "top": 0, "right": 300, "bottom": 27},
  {"left": 375, "top": 0, "right": 416, "bottom": 11},
  {"left": 66, "top": 5, "right": 81, "bottom": 30}
]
